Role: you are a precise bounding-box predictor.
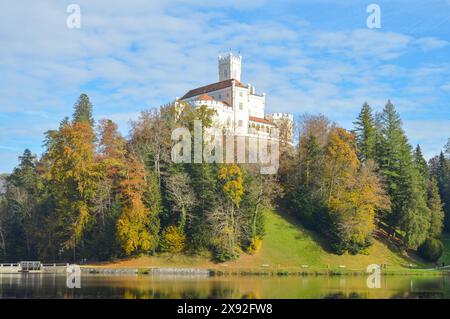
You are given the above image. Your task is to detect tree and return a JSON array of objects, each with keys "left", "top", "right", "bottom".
[
  {"left": 418, "top": 238, "right": 443, "bottom": 262},
  {"left": 208, "top": 164, "right": 245, "bottom": 261},
  {"left": 323, "top": 128, "right": 389, "bottom": 254},
  {"left": 240, "top": 166, "right": 279, "bottom": 253},
  {"left": 0, "top": 181, "right": 7, "bottom": 261},
  {"left": 323, "top": 128, "right": 359, "bottom": 201},
  {"left": 435, "top": 152, "right": 450, "bottom": 230},
  {"left": 85, "top": 119, "right": 126, "bottom": 259},
  {"left": 287, "top": 116, "right": 330, "bottom": 230},
  {"left": 116, "top": 154, "right": 160, "bottom": 256},
  {"left": 164, "top": 172, "right": 195, "bottom": 230},
  {"left": 353, "top": 102, "right": 376, "bottom": 162},
  {"left": 414, "top": 145, "right": 429, "bottom": 192},
  {"left": 4, "top": 149, "right": 39, "bottom": 259},
  {"left": 399, "top": 173, "right": 431, "bottom": 249},
  {"left": 328, "top": 160, "right": 389, "bottom": 254},
  {"left": 428, "top": 177, "right": 444, "bottom": 238},
  {"left": 375, "top": 101, "right": 430, "bottom": 249},
  {"left": 159, "top": 225, "right": 186, "bottom": 254},
  {"left": 95, "top": 119, "right": 127, "bottom": 223},
  {"left": 45, "top": 120, "right": 99, "bottom": 260},
  {"left": 73, "top": 93, "right": 94, "bottom": 127}
]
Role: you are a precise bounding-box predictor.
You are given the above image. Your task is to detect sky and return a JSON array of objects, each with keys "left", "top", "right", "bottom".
[{"left": 0, "top": 0, "right": 449, "bottom": 173}]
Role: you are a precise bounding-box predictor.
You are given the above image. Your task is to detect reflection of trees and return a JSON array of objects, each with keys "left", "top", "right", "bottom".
[
  {"left": 390, "top": 292, "right": 443, "bottom": 299},
  {"left": 323, "top": 292, "right": 363, "bottom": 299}
]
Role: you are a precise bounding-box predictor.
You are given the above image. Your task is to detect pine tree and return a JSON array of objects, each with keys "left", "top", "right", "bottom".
[
  {"left": 4, "top": 149, "right": 39, "bottom": 260},
  {"left": 73, "top": 93, "right": 94, "bottom": 127},
  {"left": 376, "top": 100, "right": 430, "bottom": 248},
  {"left": 290, "top": 134, "right": 325, "bottom": 229},
  {"left": 375, "top": 100, "right": 405, "bottom": 229},
  {"left": 414, "top": 145, "right": 429, "bottom": 194},
  {"left": 428, "top": 177, "right": 444, "bottom": 238},
  {"left": 436, "top": 152, "right": 450, "bottom": 230},
  {"left": 353, "top": 102, "right": 376, "bottom": 162}
]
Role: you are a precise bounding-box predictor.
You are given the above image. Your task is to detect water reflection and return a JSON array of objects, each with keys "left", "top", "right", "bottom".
[{"left": 0, "top": 273, "right": 448, "bottom": 299}]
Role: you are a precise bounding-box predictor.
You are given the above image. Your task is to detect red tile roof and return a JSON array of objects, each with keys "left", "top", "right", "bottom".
[
  {"left": 196, "top": 94, "right": 215, "bottom": 101},
  {"left": 181, "top": 79, "right": 247, "bottom": 100},
  {"left": 249, "top": 116, "right": 274, "bottom": 125}
]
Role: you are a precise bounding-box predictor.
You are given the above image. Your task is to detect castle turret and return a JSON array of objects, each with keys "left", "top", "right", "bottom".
[{"left": 218, "top": 52, "right": 242, "bottom": 82}]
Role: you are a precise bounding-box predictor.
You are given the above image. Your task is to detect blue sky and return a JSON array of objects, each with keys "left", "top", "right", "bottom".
[{"left": 0, "top": 0, "right": 449, "bottom": 173}]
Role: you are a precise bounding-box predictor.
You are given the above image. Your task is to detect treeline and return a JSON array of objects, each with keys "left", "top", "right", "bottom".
[
  {"left": 283, "top": 101, "right": 447, "bottom": 261},
  {"left": 0, "top": 94, "right": 277, "bottom": 262},
  {"left": 0, "top": 95, "right": 448, "bottom": 263}
]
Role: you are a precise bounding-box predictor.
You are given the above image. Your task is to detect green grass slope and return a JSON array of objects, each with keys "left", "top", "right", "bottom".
[
  {"left": 247, "top": 210, "right": 423, "bottom": 272},
  {"left": 93, "top": 209, "right": 427, "bottom": 272}
]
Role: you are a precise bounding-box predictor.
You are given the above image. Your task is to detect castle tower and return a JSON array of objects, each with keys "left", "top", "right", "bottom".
[{"left": 218, "top": 52, "right": 242, "bottom": 82}]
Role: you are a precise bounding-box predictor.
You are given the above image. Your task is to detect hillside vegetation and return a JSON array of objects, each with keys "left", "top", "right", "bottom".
[{"left": 94, "top": 209, "right": 426, "bottom": 273}]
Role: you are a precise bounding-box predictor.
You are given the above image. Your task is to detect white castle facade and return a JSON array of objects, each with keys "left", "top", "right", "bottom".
[{"left": 179, "top": 53, "right": 293, "bottom": 139}]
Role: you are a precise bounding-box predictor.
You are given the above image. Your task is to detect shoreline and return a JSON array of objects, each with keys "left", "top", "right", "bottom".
[{"left": 81, "top": 265, "right": 449, "bottom": 277}]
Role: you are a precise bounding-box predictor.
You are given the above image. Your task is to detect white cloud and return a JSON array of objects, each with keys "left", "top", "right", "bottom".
[
  {"left": 415, "top": 37, "right": 449, "bottom": 51},
  {"left": 0, "top": 0, "right": 449, "bottom": 172},
  {"left": 309, "top": 29, "right": 412, "bottom": 60}
]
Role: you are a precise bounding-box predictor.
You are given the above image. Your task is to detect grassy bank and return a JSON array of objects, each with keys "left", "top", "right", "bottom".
[{"left": 87, "top": 209, "right": 440, "bottom": 275}]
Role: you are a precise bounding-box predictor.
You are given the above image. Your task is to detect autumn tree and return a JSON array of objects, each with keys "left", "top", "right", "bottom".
[
  {"left": 209, "top": 164, "right": 245, "bottom": 261},
  {"left": 116, "top": 154, "right": 160, "bottom": 255},
  {"left": 45, "top": 120, "right": 99, "bottom": 260}
]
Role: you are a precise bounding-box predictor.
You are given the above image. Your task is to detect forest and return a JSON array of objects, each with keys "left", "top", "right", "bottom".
[{"left": 0, "top": 94, "right": 449, "bottom": 264}]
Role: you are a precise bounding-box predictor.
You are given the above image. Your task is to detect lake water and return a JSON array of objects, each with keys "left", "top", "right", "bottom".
[{"left": 0, "top": 273, "right": 449, "bottom": 299}]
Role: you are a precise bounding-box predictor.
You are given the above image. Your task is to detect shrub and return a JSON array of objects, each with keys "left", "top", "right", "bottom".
[
  {"left": 246, "top": 237, "right": 263, "bottom": 255},
  {"left": 417, "top": 238, "right": 443, "bottom": 262},
  {"left": 159, "top": 225, "right": 186, "bottom": 254},
  {"left": 214, "top": 246, "right": 240, "bottom": 262}
]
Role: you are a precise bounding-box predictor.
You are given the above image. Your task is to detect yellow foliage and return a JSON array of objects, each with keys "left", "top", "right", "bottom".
[
  {"left": 218, "top": 164, "right": 244, "bottom": 207},
  {"left": 117, "top": 197, "right": 155, "bottom": 255},
  {"left": 160, "top": 225, "right": 186, "bottom": 254},
  {"left": 246, "top": 237, "right": 263, "bottom": 255}
]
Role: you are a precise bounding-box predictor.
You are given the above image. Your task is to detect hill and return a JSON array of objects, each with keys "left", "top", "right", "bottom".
[{"left": 91, "top": 209, "right": 429, "bottom": 273}]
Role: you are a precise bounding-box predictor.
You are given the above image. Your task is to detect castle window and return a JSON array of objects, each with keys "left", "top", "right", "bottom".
[
  {"left": 239, "top": 102, "right": 243, "bottom": 110},
  {"left": 238, "top": 120, "right": 243, "bottom": 127},
  {"left": 239, "top": 92, "right": 243, "bottom": 97}
]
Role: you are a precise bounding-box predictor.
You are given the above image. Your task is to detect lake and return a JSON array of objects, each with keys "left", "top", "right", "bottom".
[{"left": 0, "top": 273, "right": 449, "bottom": 299}]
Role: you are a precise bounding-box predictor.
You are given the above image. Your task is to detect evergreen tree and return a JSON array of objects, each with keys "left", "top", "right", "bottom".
[
  {"left": 4, "top": 149, "right": 39, "bottom": 260},
  {"left": 73, "top": 93, "right": 94, "bottom": 127},
  {"left": 414, "top": 145, "right": 429, "bottom": 193},
  {"left": 436, "top": 152, "right": 450, "bottom": 230},
  {"left": 428, "top": 177, "right": 444, "bottom": 238},
  {"left": 376, "top": 100, "right": 430, "bottom": 248},
  {"left": 353, "top": 102, "right": 376, "bottom": 162},
  {"left": 290, "top": 135, "right": 326, "bottom": 228}
]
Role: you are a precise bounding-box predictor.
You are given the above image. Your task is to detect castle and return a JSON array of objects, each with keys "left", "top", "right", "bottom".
[{"left": 179, "top": 53, "right": 293, "bottom": 140}]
